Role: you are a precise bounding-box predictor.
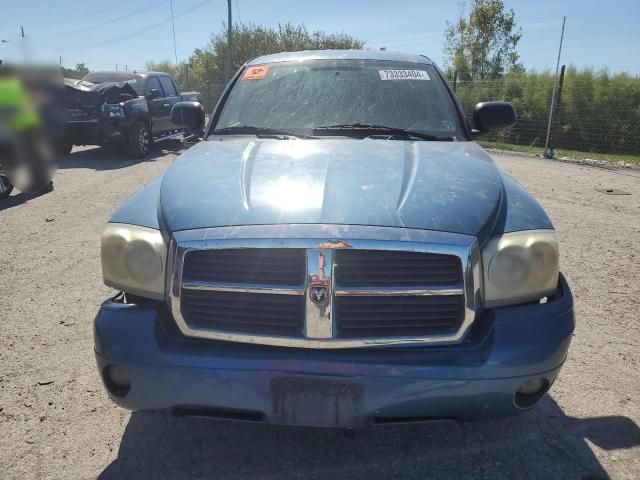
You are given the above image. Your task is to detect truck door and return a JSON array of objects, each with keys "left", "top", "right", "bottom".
[
  {"left": 145, "top": 76, "right": 169, "bottom": 135},
  {"left": 159, "top": 76, "right": 182, "bottom": 131}
]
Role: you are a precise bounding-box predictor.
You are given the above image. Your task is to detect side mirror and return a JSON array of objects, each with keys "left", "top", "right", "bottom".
[
  {"left": 472, "top": 101, "right": 516, "bottom": 135},
  {"left": 147, "top": 88, "right": 161, "bottom": 99},
  {"left": 171, "top": 101, "right": 205, "bottom": 131}
]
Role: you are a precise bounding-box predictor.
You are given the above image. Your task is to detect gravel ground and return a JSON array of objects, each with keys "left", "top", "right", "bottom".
[{"left": 1, "top": 145, "right": 639, "bottom": 479}]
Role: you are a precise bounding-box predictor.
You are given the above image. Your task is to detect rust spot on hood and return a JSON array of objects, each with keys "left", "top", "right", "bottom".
[{"left": 317, "top": 239, "right": 352, "bottom": 249}]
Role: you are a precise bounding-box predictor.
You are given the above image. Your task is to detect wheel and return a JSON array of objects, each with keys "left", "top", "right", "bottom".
[
  {"left": 0, "top": 175, "right": 13, "bottom": 199},
  {"left": 126, "top": 121, "right": 151, "bottom": 158}
]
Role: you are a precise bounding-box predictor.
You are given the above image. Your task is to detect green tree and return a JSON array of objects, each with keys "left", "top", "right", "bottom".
[
  {"left": 154, "top": 22, "right": 364, "bottom": 109},
  {"left": 453, "top": 66, "right": 640, "bottom": 155},
  {"left": 145, "top": 60, "right": 178, "bottom": 78},
  {"left": 444, "top": 0, "right": 522, "bottom": 80},
  {"left": 145, "top": 59, "right": 192, "bottom": 91},
  {"left": 209, "top": 22, "right": 365, "bottom": 83},
  {"left": 62, "top": 62, "right": 90, "bottom": 79}
]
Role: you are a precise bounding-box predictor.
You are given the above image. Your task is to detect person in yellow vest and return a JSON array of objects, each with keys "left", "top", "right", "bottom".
[{"left": 0, "top": 62, "right": 58, "bottom": 199}]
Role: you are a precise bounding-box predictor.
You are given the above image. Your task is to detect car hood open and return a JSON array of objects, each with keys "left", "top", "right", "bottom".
[{"left": 159, "top": 138, "right": 504, "bottom": 238}]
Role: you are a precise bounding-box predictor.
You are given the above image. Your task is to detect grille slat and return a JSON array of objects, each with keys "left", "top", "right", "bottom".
[
  {"left": 187, "top": 264, "right": 304, "bottom": 271},
  {"left": 185, "top": 301, "right": 302, "bottom": 313},
  {"left": 339, "top": 312, "right": 461, "bottom": 321},
  {"left": 340, "top": 321, "right": 456, "bottom": 329},
  {"left": 337, "top": 262, "right": 459, "bottom": 268},
  {"left": 187, "top": 310, "right": 299, "bottom": 327},
  {"left": 187, "top": 307, "right": 302, "bottom": 320},
  {"left": 338, "top": 270, "right": 460, "bottom": 276},
  {"left": 338, "top": 270, "right": 460, "bottom": 277},
  {"left": 337, "top": 297, "right": 461, "bottom": 306}
]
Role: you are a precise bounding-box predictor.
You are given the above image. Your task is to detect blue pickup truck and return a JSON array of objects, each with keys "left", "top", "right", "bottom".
[{"left": 94, "top": 50, "right": 574, "bottom": 428}]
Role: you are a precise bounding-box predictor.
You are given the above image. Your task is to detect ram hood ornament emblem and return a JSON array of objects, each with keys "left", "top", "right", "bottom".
[{"left": 309, "top": 284, "right": 329, "bottom": 305}]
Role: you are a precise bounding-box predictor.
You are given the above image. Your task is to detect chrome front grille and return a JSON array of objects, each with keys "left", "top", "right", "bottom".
[{"left": 169, "top": 225, "right": 481, "bottom": 349}]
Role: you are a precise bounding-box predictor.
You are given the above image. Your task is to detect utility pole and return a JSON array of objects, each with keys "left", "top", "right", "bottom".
[
  {"left": 169, "top": 0, "right": 178, "bottom": 68},
  {"left": 544, "top": 16, "right": 566, "bottom": 159},
  {"left": 18, "top": 26, "right": 28, "bottom": 60},
  {"left": 556, "top": 65, "right": 566, "bottom": 108},
  {"left": 225, "top": 0, "right": 232, "bottom": 83}
]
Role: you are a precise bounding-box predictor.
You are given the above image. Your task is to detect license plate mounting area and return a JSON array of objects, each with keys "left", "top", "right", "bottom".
[{"left": 271, "top": 377, "right": 363, "bottom": 428}]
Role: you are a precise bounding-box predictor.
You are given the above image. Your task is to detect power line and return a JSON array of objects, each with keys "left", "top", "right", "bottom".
[
  {"left": 50, "top": 0, "right": 135, "bottom": 25},
  {"left": 225, "top": 0, "right": 232, "bottom": 82},
  {"left": 170, "top": 0, "right": 179, "bottom": 67},
  {"left": 35, "top": 0, "right": 158, "bottom": 38},
  {"left": 235, "top": 0, "right": 242, "bottom": 24},
  {"left": 53, "top": 0, "right": 211, "bottom": 52},
  {"left": 66, "top": 60, "right": 146, "bottom": 69}
]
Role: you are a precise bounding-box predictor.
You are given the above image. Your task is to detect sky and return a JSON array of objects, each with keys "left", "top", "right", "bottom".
[{"left": 1, "top": 0, "right": 639, "bottom": 74}]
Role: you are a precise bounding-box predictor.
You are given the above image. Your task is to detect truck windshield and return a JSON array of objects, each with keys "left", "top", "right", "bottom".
[
  {"left": 214, "top": 59, "right": 464, "bottom": 139},
  {"left": 81, "top": 73, "right": 142, "bottom": 95}
]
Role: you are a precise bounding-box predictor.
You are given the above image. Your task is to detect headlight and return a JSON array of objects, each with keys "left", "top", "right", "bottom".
[
  {"left": 482, "top": 229, "right": 559, "bottom": 308},
  {"left": 101, "top": 104, "right": 125, "bottom": 118},
  {"left": 101, "top": 224, "right": 167, "bottom": 300}
]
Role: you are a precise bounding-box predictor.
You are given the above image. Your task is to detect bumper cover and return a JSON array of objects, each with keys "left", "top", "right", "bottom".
[
  {"left": 94, "top": 275, "right": 574, "bottom": 427},
  {"left": 67, "top": 118, "right": 129, "bottom": 146}
]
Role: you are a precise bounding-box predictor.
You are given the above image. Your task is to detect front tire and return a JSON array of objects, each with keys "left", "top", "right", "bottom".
[
  {"left": 126, "top": 121, "right": 151, "bottom": 158},
  {"left": 0, "top": 175, "right": 14, "bottom": 199}
]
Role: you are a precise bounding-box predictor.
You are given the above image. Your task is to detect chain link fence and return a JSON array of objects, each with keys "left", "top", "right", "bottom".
[
  {"left": 200, "top": 83, "right": 227, "bottom": 113},
  {"left": 453, "top": 73, "right": 640, "bottom": 161}
]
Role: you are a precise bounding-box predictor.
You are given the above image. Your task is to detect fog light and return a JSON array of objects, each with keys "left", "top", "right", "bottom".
[
  {"left": 104, "top": 363, "right": 131, "bottom": 397},
  {"left": 514, "top": 378, "right": 549, "bottom": 409},
  {"left": 517, "top": 378, "right": 545, "bottom": 396}
]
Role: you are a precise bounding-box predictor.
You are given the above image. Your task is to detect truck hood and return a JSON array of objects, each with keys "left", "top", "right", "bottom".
[
  {"left": 64, "top": 78, "right": 138, "bottom": 108},
  {"left": 159, "top": 138, "right": 504, "bottom": 237}
]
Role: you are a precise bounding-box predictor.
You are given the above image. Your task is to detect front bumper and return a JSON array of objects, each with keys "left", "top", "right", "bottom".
[
  {"left": 94, "top": 275, "right": 574, "bottom": 428},
  {"left": 67, "top": 118, "right": 128, "bottom": 146}
]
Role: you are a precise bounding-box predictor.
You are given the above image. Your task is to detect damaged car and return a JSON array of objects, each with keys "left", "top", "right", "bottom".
[{"left": 64, "top": 71, "right": 202, "bottom": 157}]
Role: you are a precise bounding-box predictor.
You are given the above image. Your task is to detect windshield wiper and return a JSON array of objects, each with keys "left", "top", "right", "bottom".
[
  {"left": 213, "top": 125, "right": 314, "bottom": 139},
  {"left": 314, "top": 123, "right": 454, "bottom": 141}
]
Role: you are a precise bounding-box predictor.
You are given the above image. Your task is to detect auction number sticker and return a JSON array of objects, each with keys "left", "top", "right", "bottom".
[
  {"left": 379, "top": 69, "right": 430, "bottom": 80},
  {"left": 242, "top": 64, "right": 270, "bottom": 80}
]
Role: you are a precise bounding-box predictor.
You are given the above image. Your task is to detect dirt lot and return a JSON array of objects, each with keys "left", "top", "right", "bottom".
[{"left": 1, "top": 145, "right": 639, "bottom": 479}]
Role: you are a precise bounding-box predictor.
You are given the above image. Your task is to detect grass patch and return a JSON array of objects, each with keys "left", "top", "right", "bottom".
[{"left": 477, "top": 140, "right": 640, "bottom": 165}]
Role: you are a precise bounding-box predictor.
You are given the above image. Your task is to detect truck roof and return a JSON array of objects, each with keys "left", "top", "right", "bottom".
[
  {"left": 247, "top": 49, "right": 434, "bottom": 66},
  {"left": 86, "top": 70, "right": 171, "bottom": 78}
]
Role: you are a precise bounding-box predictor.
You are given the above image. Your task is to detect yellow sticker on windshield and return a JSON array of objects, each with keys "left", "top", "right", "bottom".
[
  {"left": 242, "top": 65, "right": 270, "bottom": 80},
  {"left": 379, "top": 70, "right": 430, "bottom": 80}
]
